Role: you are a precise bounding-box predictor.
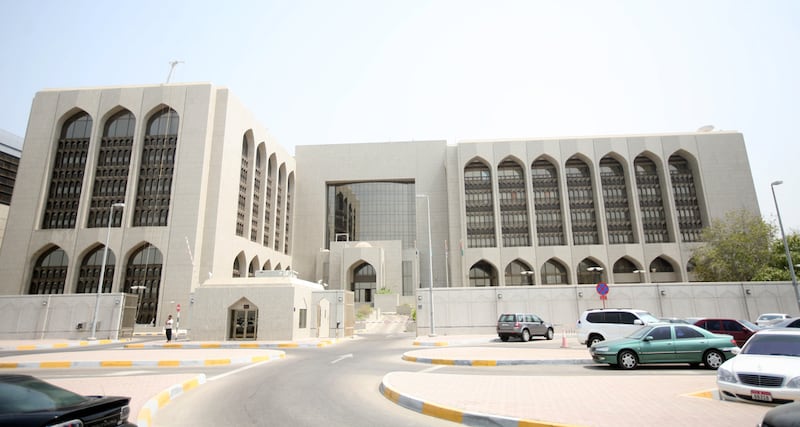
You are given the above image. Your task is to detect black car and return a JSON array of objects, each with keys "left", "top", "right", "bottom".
[
  {"left": 0, "top": 374, "right": 135, "bottom": 427},
  {"left": 760, "top": 401, "right": 800, "bottom": 427}
]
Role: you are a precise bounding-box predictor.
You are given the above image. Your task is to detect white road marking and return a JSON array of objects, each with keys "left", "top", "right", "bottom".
[{"left": 331, "top": 354, "right": 354, "bottom": 364}]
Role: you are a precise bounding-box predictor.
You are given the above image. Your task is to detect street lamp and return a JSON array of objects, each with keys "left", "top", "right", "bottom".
[
  {"left": 89, "top": 202, "right": 125, "bottom": 340},
  {"left": 770, "top": 181, "right": 800, "bottom": 309},
  {"left": 587, "top": 266, "right": 604, "bottom": 283},
  {"left": 416, "top": 194, "right": 435, "bottom": 336}
]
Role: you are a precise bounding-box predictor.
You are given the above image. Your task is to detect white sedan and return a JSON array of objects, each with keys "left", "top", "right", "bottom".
[{"left": 717, "top": 328, "right": 800, "bottom": 404}]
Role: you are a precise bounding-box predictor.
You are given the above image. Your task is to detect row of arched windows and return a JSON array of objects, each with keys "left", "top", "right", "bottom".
[
  {"left": 231, "top": 255, "right": 288, "bottom": 278},
  {"left": 29, "top": 243, "right": 163, "bottom": 324},
  {"left": 42, "top": 107, "right": 179, "bottom": 230},
  {"left": 236, "top": 134, "right": 295, "bottom": 255},
  {"left": 463, "top": 152, "right": 704, "bottom": 249},
  {"left": 468, "top": 256, "right": 688, "bottom": 287}
]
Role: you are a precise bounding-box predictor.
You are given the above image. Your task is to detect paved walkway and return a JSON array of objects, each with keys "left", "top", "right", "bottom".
[{"left": 0, "top": 335, "right": 773, "bottom": 427}]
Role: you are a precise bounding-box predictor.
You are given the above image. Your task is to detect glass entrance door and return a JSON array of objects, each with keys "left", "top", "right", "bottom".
[{"left": 230, "top": 309, "right": 258, "bottom": 340}]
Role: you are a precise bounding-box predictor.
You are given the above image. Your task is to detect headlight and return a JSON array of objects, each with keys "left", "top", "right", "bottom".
[
  {"left": 786, "top": 376, "right": 800, "bottom": 389},
  {"left": 717, "top": 367, "right": 737, "bottom": 383},
  {"left": 594, "top": 346, "right": 609, "bottom": 352}
]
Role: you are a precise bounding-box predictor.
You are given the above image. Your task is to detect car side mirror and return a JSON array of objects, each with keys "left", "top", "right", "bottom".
[
  {"left": 644, "top": 336, "right": 653, "bottom": 341},
  {"left": 634, "top": 319, "right": 643, "bottom": 325}
]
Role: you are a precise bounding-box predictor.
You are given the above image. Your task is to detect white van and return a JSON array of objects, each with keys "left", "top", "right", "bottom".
[{"left": 577, "top": 308, "right": 661, "bottom": 347}]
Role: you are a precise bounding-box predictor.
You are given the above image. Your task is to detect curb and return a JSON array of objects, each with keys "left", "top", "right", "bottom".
[
  {"left": 0, "top": 339, "right": 127, "bottom": 351},
  {"left": 136, "top": 374, "right": 206, "bottom": 427},
  {"left": 125, "top": 339, "right": 340, "bottom": 350},
  {"left": 401, "top": 354, "right": 593, "bottom": 366},
  {"left": 379, "top": 374, "right": 579, "bottom": 427},
  {"left": 0, "top": 352, "right": 285, "bottom": 369}
]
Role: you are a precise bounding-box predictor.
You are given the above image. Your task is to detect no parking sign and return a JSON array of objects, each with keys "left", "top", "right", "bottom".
[{"left": 596, "top": 282, "right": 609, "bottom": 308}]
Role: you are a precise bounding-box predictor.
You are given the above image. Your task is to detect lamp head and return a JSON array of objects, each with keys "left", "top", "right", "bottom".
[{"left": 771, "top": 180, "right": 783, "bottom": 187}]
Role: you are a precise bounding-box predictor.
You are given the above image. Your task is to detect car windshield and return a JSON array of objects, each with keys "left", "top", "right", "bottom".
[
  {"left": 759, "top": 315, "right": 781, "bottom": 321},
  {"left": 0, "top": 376, "right": 88, "bottom": 413},
  {"left": 636, "top": 312, "right": 661, "bottom": 324},
  {"left": 627, "top": 325, "right": 654, "bottom": 340},
  {"left": 742, "top": 334, "right": 800, "bottom": 357}
]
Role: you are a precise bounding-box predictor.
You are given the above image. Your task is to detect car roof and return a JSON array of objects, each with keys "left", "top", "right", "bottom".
[{"left": 752, "top": 328, "right": 800, "bottom": 336}]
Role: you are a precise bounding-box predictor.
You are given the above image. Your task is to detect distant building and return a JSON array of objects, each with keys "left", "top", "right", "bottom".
[
  {"left": 0, "top": 82, "right": 761, "bottom": 340},
  {"left": 0, "top": 128, "right": 22, "bottom": 245}
]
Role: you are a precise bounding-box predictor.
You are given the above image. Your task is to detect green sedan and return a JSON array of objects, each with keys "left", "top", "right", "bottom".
[{"left": 590, "top": 323, "right": 738, "bottom": 370}]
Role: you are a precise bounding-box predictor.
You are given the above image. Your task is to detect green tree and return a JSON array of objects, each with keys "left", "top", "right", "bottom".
[
  {"left": 691, "top": 210, "right": 773, "bottom": 282},
  {"left": 753, "top": 233, "right": 800, "bottom": 281}
]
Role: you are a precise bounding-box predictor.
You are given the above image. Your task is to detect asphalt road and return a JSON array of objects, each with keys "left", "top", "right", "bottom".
[{"left": 152, "top": 332, "right": 457, "bottom": 426}]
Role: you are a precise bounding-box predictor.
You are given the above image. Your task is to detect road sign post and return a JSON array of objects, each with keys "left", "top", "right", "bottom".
[{"left": 596, "top": 282, "right": 609, "bottom": 309}]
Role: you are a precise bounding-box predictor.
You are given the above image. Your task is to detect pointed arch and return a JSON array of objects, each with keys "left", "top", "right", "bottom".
[
  {"left": 275, "top": 164, "right": 287, "bottom": 251},
  {"left": 634, "top": 153, "right": 670, "bottom": 243},
  {"left": 577, "top": 258, "right": 605, "bottom": 284},
  {"left": 43, "top": 110, "right": 92, "bottom": 229},
  {"left": 531, "top": 157, "right": 565, "bottom": 246},
  {"left": 649, "top": 256, "right": 676, "bottom": 273},
  {"left": 669, "top": 152, "right": 703, "bottom": 242},
  {"left": 123, "top": 243, "right": 163, "bottom": 324},
  {"left": 541, "top": 258, "right": 569, "bottom": 285},
  {"left": 497, "top": 158, "right": 530, "bottom": 247},
  {"left": 285, "top": 171, "right": 294, "bottom": 254},
  {"left": 566, "top": 156, "right": 599, "bottom": 245},
  {"left": 237, "top": 131, "right": 253, "bottom": 237},
  {"left": 88, "top": 108, "right": 134, "bottom": 228},
  {"left": 248, "top": 257, "right": 259, "bottom": 277},
  {"left": 599, "top": 154, "right": 634, "bottom": 244},
  {"left": 77, "top": 244, "right": 116, "bottom": 293},
  {"left": 133, "top": 106, "right": 178, "bottom": 227},
  {"left": 464, "top": 159, "right": 496, "bottom": 248},
  {"left": 29, "top": 246, "right": 69, "bottom": 294},
  {"left": 505, "top": 259, "right": 534, "bottom": 285},
  {"left": 232, "top": 251, "right": 246, "bottom": 278},
  {"left": 262, "top": 260, "right": 272, "bottom": 270},
  {"left": 251, "top": 142, "right": 266, "bottom": 242},
  {"left": 263, "top": 153, "right": 277, "bottom": 247},
  {"left": 351, "top": 261, "right": 377, "bottom": 302},
  {"left": 613, "top": 257, "right": 645, "bottom": 283},
  {"left": 469, "top": 260, "right": 498, "bottom": 287}
]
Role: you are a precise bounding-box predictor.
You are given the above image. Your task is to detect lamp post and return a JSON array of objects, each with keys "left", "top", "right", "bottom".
[
  {"left": 89, "top": 203, "right": 125, "bottom": 340},
  {"left": 770, "top": 181, "right": 800, "bottom": 309},
  {"left": 416, "top": 194, "right": 435, "bottom": 336}
]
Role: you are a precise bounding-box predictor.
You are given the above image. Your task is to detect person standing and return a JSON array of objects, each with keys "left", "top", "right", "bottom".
[{"left": 165, "top": 315, "right": 174, "bottom": 342}]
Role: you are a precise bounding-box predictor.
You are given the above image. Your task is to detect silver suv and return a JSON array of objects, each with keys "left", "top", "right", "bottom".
[
  {"left": 497, "top": 313, "right": 555, "bottom": 342},
  {"left": 577, "top": 308, "right": 660, "bottom": 347}
]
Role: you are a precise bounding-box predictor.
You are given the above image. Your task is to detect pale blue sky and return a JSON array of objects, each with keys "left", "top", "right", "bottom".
[{"left": 1, "top": 1, "right": 798, "bottom": 231}]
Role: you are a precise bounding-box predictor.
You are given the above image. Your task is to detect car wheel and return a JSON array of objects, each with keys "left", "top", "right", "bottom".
[
  {"left": 703, "top": 350, "right": 725, "bottom": 369},
  {"left": 588, "top": 334, "right": 603, "bottom": 348},
  {"left": 545, "top": 328, "right": 554, "bottom": 340},
  {"left": 522, "top": 329, "right": 531, "bottom": 342},
  {"left": 500, "top": 335, "right": 509, "bottom": 342},
  {"left": 618, "top": 350, "right": 638, "bottom": 370}
]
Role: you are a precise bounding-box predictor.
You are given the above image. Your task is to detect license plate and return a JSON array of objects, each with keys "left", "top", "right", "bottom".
[{"left": 751, "top": 390, "right": 772, "bottom": 402}]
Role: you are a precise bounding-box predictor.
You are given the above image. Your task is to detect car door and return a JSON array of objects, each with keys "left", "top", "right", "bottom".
[
  {"left": 721, "top": 320, "right": 749, "bottom": 346},
  {"left": 640, "top": 325, "right": 675, "bottom": 363},
  {"left": 529, "top": 314, "right": 545, "bottom": 336},
  {"left": 671, "top": 325, "right": 708, "bottom": 363}
]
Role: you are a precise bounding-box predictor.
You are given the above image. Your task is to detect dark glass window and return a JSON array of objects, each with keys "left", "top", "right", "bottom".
[
  {"left": 123, "top": 244, "right": 162, "bottom": 324},
  {"left": 577, "top": 259, "right": 604, "bottom": 284},
  {"left": 29, "top": 247, "right": 69, "bottom": 294},
  {"left": 0, "top": 150, "right": 20, "bottom": 206},
  {"left": 469, "top": 261, "right": 497, "bottom": 287},
  {"left": 505, "top": 260, "right": 534, "bottom": 285},
  {"left": 497, "top": 160, "right": 530, "bottom": 247},
  {"left": 634, "top": 156, "right": 670, "bottom": 243},
  {"left": 251, "top": 149, "right": 263, "bottom": 242},
  {"left": 275, "top": 166, "right": 285, "bottom": 251},
  {"left": 531, "top": 159, "right": 564, "bottom": 246},
  {"left": 133, "top": 107, "right": 178, "bottom": 227},
  {"left": 649, "top": 257, "right": 674, "bottom": 272},
  {"left": 566, "top": 158, "right": 599, "bottom": 245},
  {"left": 284, "top": 173, "right": 293, "bottom": 255},
  {"left": 541, "top": 259, "right": 568, "bottom": 285},
  {"left": 464, "top": 161, "right": 496, "bottom": 248},
  {"left": 43, "top": 112, "right": 92, "bottom": 229},
  {"left": 237, "top": 137, "right": 249, "bottom": 237},
  {"left": 669, "top": 155, "right": 703, "bottom": 242},
  {"left": 600, "top": 157, "right": 634, "bottom": 244},
  {"left": 263, "top": 155, "right": 275, "bottom": 246},
  {"left": 352, "top": 263, "right": 376, "bottom": 303},
  {"left": 88, "top": 110, "right": 133, "bottom": 228},
  {"left": 325, "top": 181, "right": 416, "bottom": 249},
  {"left": 76, "top": 246, "right": 115, "bottom": 293}
]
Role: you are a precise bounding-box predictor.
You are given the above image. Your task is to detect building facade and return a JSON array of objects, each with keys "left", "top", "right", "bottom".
[
  {"left": 0, "top": 129, "right": 22, "bottom": 246},
  {"left": 0, "top": 82, "right": 762, "bottom": 338}
]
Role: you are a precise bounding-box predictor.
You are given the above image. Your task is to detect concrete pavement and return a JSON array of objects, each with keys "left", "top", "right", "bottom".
[{"left": 0, "top": 334, "right": 774, "bottom": 427}]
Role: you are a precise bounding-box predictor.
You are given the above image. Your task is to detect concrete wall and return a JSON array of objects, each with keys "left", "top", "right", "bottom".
[
  {"left": 414, "top": 281, "right": 800, "bottom": 336},
  {"left": 0, "top": 293, "right": 133, "bottom": 340}
]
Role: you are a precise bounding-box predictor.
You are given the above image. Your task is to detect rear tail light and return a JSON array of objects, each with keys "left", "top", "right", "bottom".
[{"left": 515, "top": 322, "right": 521, "bottom": 328}]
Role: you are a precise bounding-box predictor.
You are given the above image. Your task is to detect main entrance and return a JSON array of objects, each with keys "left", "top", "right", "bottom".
[{"left": 229, "top": 298, "right": 258, "bottom": 340}]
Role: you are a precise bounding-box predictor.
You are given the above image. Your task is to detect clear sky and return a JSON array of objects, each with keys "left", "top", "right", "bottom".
[{"left": 1, "top": 1, "right": 798, "bottom": 231}]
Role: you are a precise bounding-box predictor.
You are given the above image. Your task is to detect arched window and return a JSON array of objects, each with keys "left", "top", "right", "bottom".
[
  {"left": 275, "top": 165, "right": 286, "bottom": 251},
  {"left": 669, "top": 154, "right": 703, "bottom": 242},
  {"left": 600, "top": 156, "right": 634, "bottom": 244},
  {"left": 498, "top": 160, "right": 530, "bottom": 247},
  {"left": 577, "top": 259, "right": 604, "bottom": 284},
  {"left": 251, "top": 147, "right": 263, "bottom": 242},
  {"left": 43, "top": 112, "right": 92, "bottom": 229},
  {"left": 531, "top": 159, "right": 564, "bottom": 246},
  {"left": 77, "top": 246, "right": 116, "bottom": 293},
  {"left": 123, "top": 244, "right": 163, "bottom": 324},
  {"left": 649, "top": 257, "right": 675, "bottom": 272},
  {"left": 505, "top": 260, "right": 534, "bottom": 285},
  {"left": 285, "top": 172, "right": 294, "bottom": 255},
  {"left": 634, "top": 156, "right": 670, "bottom": 243},
  {"left": 237, "top": 135, "right": 249, "bottom": 237},
  {"left": 249, "top": 259, "right": 258, "bottom": 277},
  {"left": 263, "top": 154, "right": 276, "bottom": 247},
  {"left": 133, "top": 107, "right": 178, "bottom": 227},
  {"left": 232, "top": 257, "right": 241, "bottom": 278},
  {"left": 566, "top": 158, "right": 599, "bottom": 245},
  {"left": 613, "top": 258, "right": 638, "bottom": 273},
  {"left": 541, "top": 259, "right": 568, "bottom": 285},
  {"left": 469, "top": 261, "right": 497, "bottom": 287},
  {"left": 464, "top": 161, "right": 496, "bottom": 248},
  {"left": 352, "top": 262, "right": 376, "bottom": 303},
  {"left": 29, "top": 247, "right": 69, "bottom": 294},
  {"left": 88, "top": 110, "right": 133, "bottom": 228}
]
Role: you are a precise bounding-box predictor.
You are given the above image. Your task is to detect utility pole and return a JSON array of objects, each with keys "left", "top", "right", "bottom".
[{"left": 166, "top": 60, "right": 184, "bottom": 83}]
